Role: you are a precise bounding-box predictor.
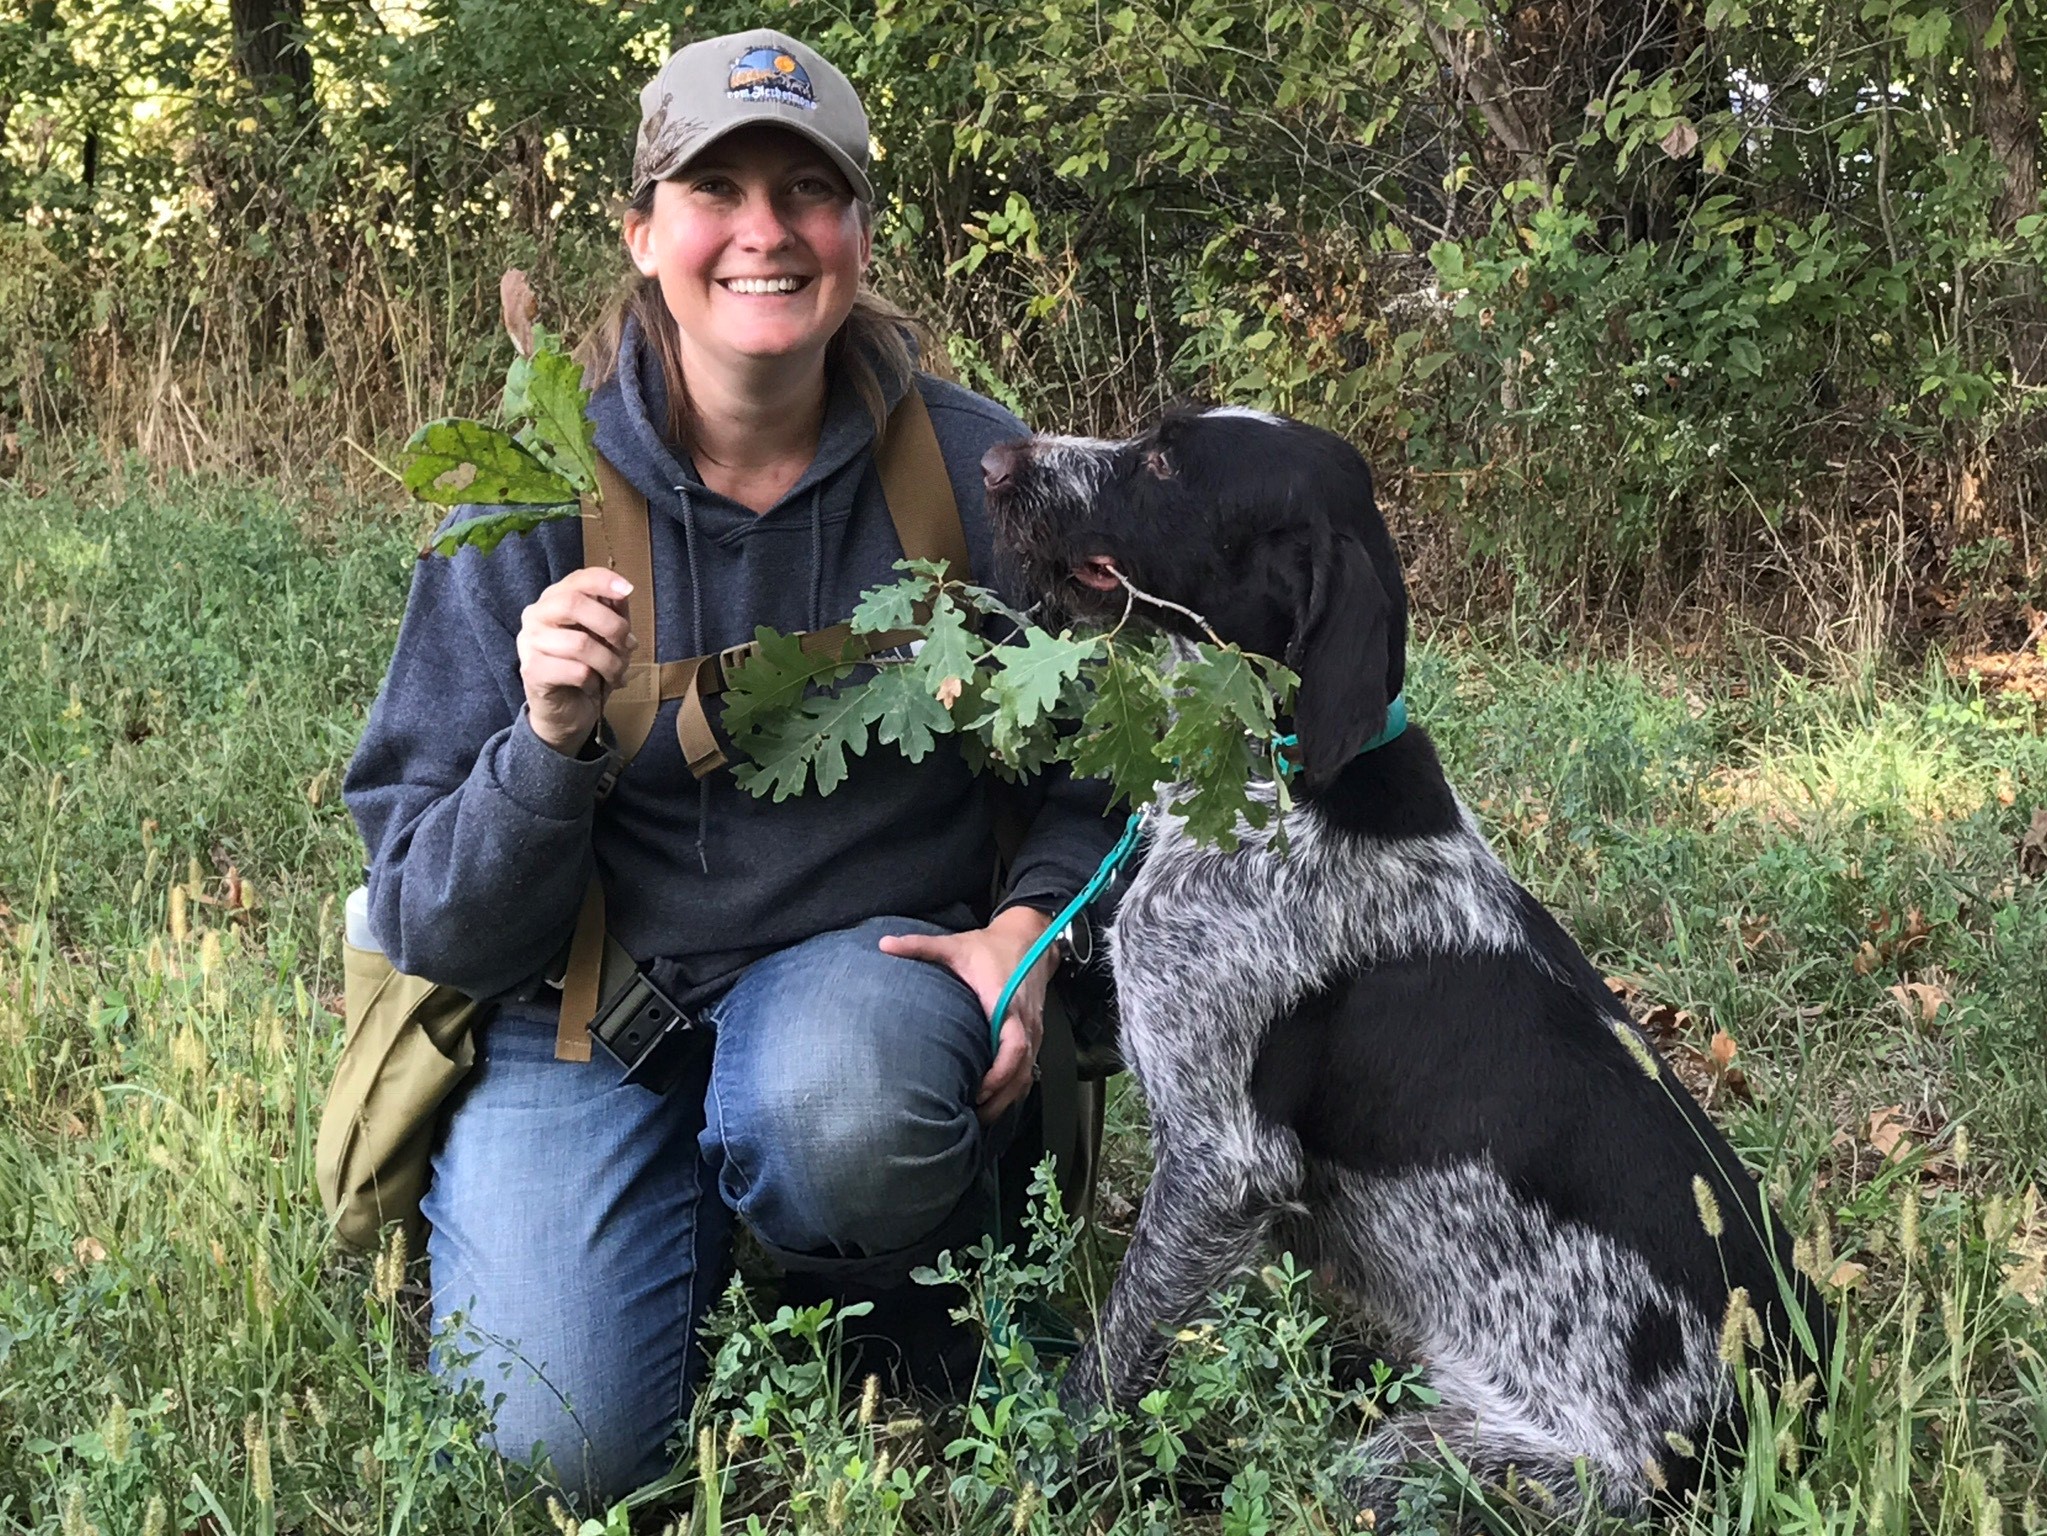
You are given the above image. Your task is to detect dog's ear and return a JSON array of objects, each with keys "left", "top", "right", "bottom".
[{"left": 1286, "top": 523, "right": 1394, "bottom": 793}]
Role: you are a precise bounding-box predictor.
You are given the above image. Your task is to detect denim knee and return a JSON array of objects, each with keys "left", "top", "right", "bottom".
[{"left": 704, "top": 916, "right": 996, "bottom": 1264}]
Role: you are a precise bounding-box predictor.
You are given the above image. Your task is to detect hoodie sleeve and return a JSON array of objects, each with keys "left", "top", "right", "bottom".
[
  {"left": 918, "top": 378, "right": 1127, "bottom": 920},
  {"left": 341, "top": 515, "right": 610, "bottom": 998}
]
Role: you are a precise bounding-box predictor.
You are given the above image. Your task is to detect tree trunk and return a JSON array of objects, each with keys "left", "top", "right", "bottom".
[
  {"left": 229, "top": 0, "right": 313, "bottom": 109},
  {"left": 1408, "top": 0, "right": 1550, "bottom": 197},
  {"left": 1963, "top": 0, "right": 2043, "bottom": 382}
]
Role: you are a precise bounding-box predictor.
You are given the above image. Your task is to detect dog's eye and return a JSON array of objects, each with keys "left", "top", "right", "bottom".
[{"left": 1143, "top": 448, "right": 1173, "bottom": 479}]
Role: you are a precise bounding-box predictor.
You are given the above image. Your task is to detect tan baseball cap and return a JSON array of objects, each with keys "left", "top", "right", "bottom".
[{"left": 632, "top": 30, "right": 873, "bottom": 203}]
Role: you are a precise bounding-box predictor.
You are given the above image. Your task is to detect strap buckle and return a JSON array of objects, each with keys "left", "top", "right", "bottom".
[
  {"left": 589, "top": 966, "right": 704, "bottom": 1092},
  {"left": 715, "top": 639, "right": 760, "bottom": 686}
]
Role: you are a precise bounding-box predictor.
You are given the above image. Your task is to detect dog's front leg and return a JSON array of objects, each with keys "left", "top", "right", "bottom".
[{"left": 1062, "top": 1131, "right": 1277, "bottom": 1419}]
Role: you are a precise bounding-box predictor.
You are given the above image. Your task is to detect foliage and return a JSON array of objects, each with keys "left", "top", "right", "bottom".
[
  {"left": 403, "top": 325, "right": 592, "bottom": 556},
  {"left": 6, "top": 0, "right": 2047, "bottom": 633},
  {"left": 720, "top": 562, "right": 1299, "bottom": 846}
]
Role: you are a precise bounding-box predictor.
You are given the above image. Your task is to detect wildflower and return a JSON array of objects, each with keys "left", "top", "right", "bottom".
[
  {"left": 859, "top": 1371, "right": 880, "bottom": 1427},
  {"left": 1718, "top": 1287, "right": 1752, "bottom": 1366},
  {"left": 1693, "top": 1176, "right": 1723, "bottom": 1239},
  {"left": 245, "top": 1412, "right": 273, "bottom": 1507}
]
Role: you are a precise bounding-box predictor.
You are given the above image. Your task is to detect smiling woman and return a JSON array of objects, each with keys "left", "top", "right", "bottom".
[{"left": 339, "top": 26, "right": 1122, "bottom": 1515}]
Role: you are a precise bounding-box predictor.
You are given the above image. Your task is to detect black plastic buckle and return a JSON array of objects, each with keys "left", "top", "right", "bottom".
[{"left": 590, "top": 967, "right": 704, "bottom": 1093}]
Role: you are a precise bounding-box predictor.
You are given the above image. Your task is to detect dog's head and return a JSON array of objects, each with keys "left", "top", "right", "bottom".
[{"left": 982, "top": 407, "right": 1407, "bottom": 793}]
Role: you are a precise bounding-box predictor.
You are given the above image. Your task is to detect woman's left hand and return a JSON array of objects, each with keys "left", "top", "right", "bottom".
[{"left": 879, "top": 907, "right": 1057, "bottom": 1124}]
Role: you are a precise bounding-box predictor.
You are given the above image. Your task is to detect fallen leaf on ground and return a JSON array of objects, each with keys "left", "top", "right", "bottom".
[
  {"left": 1828, "top": 1259, "right": 1868, "bottom": 1290},
  {"left": 1887, "top": 980, "right": 1950, "bottom": 1029},
  {"left": 73, "top": 1235, "right": 107, "bottom": 1266},
  {"left": 1866, "top": 1105, "right": 1911, "bottom": 1161}
]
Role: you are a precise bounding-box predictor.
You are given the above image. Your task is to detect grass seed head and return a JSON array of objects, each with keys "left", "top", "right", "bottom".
[
  {"left": 1641, "top": 1455, "right": 1669, "bottom": 1493},
  {"left": 1775, "top": 1424, "right": 1801, "bottom": 1474},
  {"left": 168, "top": 885, "right": 187, "bottom": 944},
  {"left": 1663, "top": 1429, "right": 1696, "bottom": 1459},
  {"left": 1955, "top": 1123, "right": 1970, "bottom": 1170},
  {"left": 244, "top": 1412, "right": 273, "bottom": 1506},
  {"left": 141, "top": 1496, "right": 168, "bottom": 1536},
  {"left": 1611, "top": 1017, "right": 1662, "bottom": 1079},
  {"left": 548, "top": 1497, "right": 580, "bottom": 1536},
  {"left": 1012, "top": 1481, "right": 1043, "bottom": 1533},
  {"left": 252, "top": 1244, "right": 274, "bottom": 1318},
  {"left": 859, "top": 1371, "right": 880, "bottom": 1426},
  {"left": 1901, "top": 1183, "right": 1921, "bottom": 1260},
  {"left": 1718, "top": 1287, "right": 1752, "bottom": 1366},
  {"left": 103, "top": 1397, "right": 131, "bottom": 1463},
  {"left": 59, "top": 1486, "right": 96, "bottom": 1536},
  {"left": 1693, "top": 1175, "right": 1724, "bottom": 1238},
  {"left": 826, "top": 1476, "right": 848, "bottom": 1530}
]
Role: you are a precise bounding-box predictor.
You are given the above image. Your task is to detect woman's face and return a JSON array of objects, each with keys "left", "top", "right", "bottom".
[{"left": 625, "top": 126, "right": 872, "bottom": 379}]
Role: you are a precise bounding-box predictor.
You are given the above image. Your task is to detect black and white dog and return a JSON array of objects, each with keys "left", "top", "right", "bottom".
[{"left": 981, "top": 410, "right": 1829, "bottom": 1518}]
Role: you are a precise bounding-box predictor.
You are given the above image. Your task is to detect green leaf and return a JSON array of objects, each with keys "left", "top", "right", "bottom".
[
  {"left": 730, "top": 686, "right": 877, "bottom": 801},
  {"left": 911, "top": 591, "right": 979, "bottom": 694},
  {"left": 721, "top": 628, "right": 859, "bottom": 741},
  {"left": 402, "top": 419, "right": 578, "bottom": 507},
  {"left": 983, "top": 628, "right": 1099, "bottom": 736},
  {"left": 519, "top": 336, "right": 599, "bottom": 494},
  {"left": 1070, "top": 651, "right": 1170, "bottom": 808},
  {"left": 864, "top": 665, "right": 957, "bottom": 762},
  {"left": 851, "top": 573, "right": 934, "bottom": 634},
  {"left": 419, "top": 504, "right": 581, "bottom": 559}
]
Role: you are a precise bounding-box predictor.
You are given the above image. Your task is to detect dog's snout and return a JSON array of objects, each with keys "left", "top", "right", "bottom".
[{"left": 981, "top": 441, "right": 1025, "bottom": 493}]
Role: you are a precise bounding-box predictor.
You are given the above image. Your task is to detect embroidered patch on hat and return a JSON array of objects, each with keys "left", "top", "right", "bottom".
[{"left": 726, "top": 46, "right": 817, "bottom": 109}]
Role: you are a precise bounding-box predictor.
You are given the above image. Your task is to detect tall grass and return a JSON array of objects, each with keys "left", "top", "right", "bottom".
[{"left": 3, "top": 469, "right": 2047, "bottom": 1532}]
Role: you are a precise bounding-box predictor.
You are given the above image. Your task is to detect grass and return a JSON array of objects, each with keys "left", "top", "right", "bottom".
[{"left": 4, "top": 461, "right": 2047, "bottom": 1533}]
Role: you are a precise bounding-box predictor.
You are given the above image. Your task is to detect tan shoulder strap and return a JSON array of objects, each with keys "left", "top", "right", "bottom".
[
  {"left": 581, "top": 455, "right": 662, "bottom": 763},
  {"left": 874, "top": 383, "right": 973, "bottom": 583}
]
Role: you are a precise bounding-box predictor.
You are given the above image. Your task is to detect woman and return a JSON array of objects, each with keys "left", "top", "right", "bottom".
[{"left": 343, "top": 30, "right": 1116, "bottom": 1506}]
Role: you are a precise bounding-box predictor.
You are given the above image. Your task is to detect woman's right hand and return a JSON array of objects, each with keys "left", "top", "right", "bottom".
[{"left": 517, "top": 567, "right": 638, "bottom": 754}]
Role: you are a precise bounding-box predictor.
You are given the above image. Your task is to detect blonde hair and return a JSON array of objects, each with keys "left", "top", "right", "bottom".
[{"left": 580, "top": 180, "right": 945, "bottom": 447}]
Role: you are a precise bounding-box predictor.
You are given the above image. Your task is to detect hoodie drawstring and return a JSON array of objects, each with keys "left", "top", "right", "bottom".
[{"left": 807, "top": 484, "right": 825, "bottom": 633}]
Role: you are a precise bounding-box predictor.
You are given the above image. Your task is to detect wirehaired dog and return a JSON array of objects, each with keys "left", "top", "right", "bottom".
[{"left": 980, "top": 409, "right": 1829, "bottom": 1519}]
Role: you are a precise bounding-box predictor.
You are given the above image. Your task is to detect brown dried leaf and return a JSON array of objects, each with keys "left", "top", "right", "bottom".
[
  {"left": 1828, "top": 1259, "right": 1868, "bottom": 1290},
  {"left": 1659, "top": 119, "right": 1700, "bottom": 159},
  {"left": 935, "top": 675, "right": 965, "bottom": 709},
  {"left": 1852, "top": 940, "right": 1881, "bottom": 976},
  {"left": 73, "top": 1234, "right": 107, "bottom": 1266},
  {"left": 500, "top": 269, "right": 539, "bottom": 358},
  {"left": 1866, "top": 1104, "right": 1911, "bottom": 1161},
  {"left": 1887, "top": 980, "right": 1950, "bottom": 1029}
]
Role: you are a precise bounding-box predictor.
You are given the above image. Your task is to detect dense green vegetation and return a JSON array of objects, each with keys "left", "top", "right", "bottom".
[
  {"left": 5, "top": 473, "right": 2047, "bottom": 1533},
  {"left": 6, "top": 0, "right": 2047, "bottom": 633}
]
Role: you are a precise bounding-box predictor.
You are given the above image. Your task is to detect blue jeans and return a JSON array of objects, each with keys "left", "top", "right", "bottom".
[{"left": 421, "top": 915, "right": 999, "bottom": 1505}]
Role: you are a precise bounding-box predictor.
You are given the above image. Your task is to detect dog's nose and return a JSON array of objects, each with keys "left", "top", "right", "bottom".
[{"left": 982, "top": 442, "right": 1023, "bottom": 493}]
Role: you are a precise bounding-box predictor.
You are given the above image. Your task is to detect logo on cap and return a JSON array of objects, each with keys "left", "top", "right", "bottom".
[{"left": 726, "top": 46, "right": 817, "bottom": 109}]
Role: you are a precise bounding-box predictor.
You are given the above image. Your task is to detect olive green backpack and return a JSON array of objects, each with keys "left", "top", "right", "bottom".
[{"left": 316, "top": 388, "right": 974, "bottom": 1251}]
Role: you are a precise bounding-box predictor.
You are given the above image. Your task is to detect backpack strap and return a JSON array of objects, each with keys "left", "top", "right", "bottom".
[{"left": 580, "top": 455, "right": 663, "bottom": 763}]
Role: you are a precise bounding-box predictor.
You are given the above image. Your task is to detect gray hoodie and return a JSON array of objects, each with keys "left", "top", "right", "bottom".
[{"left": 343, "top": 317, "right": 1119, "bottom": 1016}]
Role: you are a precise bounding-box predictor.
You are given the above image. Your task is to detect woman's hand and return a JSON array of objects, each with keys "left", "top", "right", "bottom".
[
  {"left": 879, "top": 906, "right": 1058, "bottom": 1124},
  {"left": 517, "top": 567, "right": 638, "bottom": 754}
]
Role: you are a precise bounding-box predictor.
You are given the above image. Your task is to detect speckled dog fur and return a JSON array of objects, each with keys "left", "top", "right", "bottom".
[{"left": 980, "top": 410, "right": 1829, "bottom": 1519}]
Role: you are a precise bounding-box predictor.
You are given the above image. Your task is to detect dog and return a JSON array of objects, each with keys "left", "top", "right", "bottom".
[{"left": 980, "top": 408, "right": 1829, "bottom": 1519}]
